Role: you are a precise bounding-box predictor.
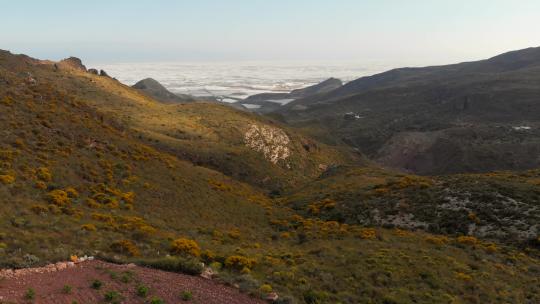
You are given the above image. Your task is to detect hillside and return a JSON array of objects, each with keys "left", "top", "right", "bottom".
[
  {"left": 274, "top": 47, "right": 540, "bottom": 175},
  {"left": 282, "top": 166, "right": 540, "bottom": 245},
  {"left": 0, "top": 51, "right": 358, "bottom": 193},
  {"left": 237, "top": 78, "right": 343, "bottom": 114},
  {"left": 1, "top": 50, "right": 539, "bottom": 304}
]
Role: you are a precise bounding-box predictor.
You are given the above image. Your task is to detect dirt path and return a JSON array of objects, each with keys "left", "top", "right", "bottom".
[{"left": 0, "top": 260, "right": 265, "bottom": 304}]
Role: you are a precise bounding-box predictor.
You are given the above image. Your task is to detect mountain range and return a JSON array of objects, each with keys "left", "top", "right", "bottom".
[{"left": 270, "top": 47, "right": 540, "bottom": 175}]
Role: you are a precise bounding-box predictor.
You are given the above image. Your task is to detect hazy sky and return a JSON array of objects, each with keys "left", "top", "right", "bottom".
[{"left": 1, "top": 0, "right": 539, "bottom": 65}]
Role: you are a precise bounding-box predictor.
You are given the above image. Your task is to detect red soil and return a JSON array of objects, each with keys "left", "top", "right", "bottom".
[{"left": 0, "top": 260, "right": 265, "bottom": 304}]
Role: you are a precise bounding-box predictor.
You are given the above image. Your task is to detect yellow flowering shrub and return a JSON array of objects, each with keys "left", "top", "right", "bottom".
[
  {"left": 259, "top": 284, "right": 273, "bottom": 293},
  {"left": 201, "top": 250, "right": 216, "bottom": 262},
  {"left": 457, "top": 236, "right": 479, "bottom": 246},
  {"left": 91, "top": 213, "right": 115, "bottom": 225},
  {"left": 81, "top": 224, "right": 97, "bottom": 231},
  {"left": 65, "top": 187, "right": 79, "bottom": 198},
  {"left": 455, "top": 272, "right": 473, "bottom": 281},
  {"left": 358, "top": 228, "right": 377, "bottom": 239},
  {"left": 170, "top": 238, "right": 201, "bottom": 257},
  {"left": 36, "top": 167, "right": 52, "bottom": 182},
  {"left": 35, "top": 181, "right": 47, "bottom": 190},
  {"left": 85, "top": 198, "right": 101, "bottom": 208},
  {"left": 0, "top": 174, "right": 15, "bottom": 185},
  {"left": 30, "top": 205, "right": 48, "bottom": 214},
  {"left": 110, "top": 239, "right": 139, "bottom": 256},
  {"left": 425, "top": 235, "right": 449, "bottom": 245},
  {"left": 225, "top": 255, "right": 256, "bottom": 270},
  {"left": 46, "top": 190, "right": 70, "bottom": 206}
]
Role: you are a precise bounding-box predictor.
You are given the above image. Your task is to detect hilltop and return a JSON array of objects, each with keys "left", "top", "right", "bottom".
[
  {"left": 237, "top": 78, "right": 343, "bottom": 114},
  {"left": 132, "top": 78, "right": 196, "bottom": 103}
]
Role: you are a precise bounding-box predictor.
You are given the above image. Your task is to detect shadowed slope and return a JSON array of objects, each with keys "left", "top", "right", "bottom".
[{"left": 274, "top": 47, "right": 540, "bottom": 175}]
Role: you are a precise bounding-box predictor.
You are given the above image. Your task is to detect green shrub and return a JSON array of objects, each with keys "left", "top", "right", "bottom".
[
  {"left": 120, "top": 271, "right": 134, "bottom": 283},
  {"left": 104, "top": 290, "right": 122, "bottom": 302},
  {"left": 25, "top": 288, "right": 36, "bottom": 300},
  {"left": 62, "top": 285, "right": 73, "bottom": 294},
  {"left": 303, "top": 290, "right": 328, "bottom": 304},
  {"left": 181, "top": 290, "right": 193, "bottom": 301},
  {"left": 136, "top": 285, "right": 149, "bottom": 297},
  {"left": 91, "top": 279, "right": 103, "bottom": 289},
  {"left": 150, "top": 297, "right": 165, "bottom": 304}
]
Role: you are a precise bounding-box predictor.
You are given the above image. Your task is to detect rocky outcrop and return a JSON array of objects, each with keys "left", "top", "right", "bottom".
[
  {"left": 58, "top": 57, "right": 87, "bottom": 71},
  {"left": 132, "top": 78, "right": 196, "bottom": 103},
  {"left": 88, "top": 68, "right": 98, "bottom": 75},
  {"left": 244, "top": 124, "right": 291, "bottom": 166}
]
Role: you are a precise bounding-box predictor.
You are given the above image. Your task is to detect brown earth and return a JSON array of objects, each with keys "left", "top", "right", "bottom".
[{"left": 0, "top": 260, "right": 264, "bottom": 304}]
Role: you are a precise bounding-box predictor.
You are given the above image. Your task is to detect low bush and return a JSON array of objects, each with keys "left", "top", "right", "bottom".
[
  {"left": 136, "top": 285, "right": 149, "bottom": 297},
  {"left": 224, "top": 255, "right": 256, "bottom": 270},
  {"left": 0, "top": 174, "right": 15, "bottom": 185},
  {"left": 170, "top": 238, "right": 201, "bottom": 257},
  {"left": 91, "top": 279, "right": 103, "bottom": 289},
  {"left": 104, "top": 290, "right": 122, "bottom": 302},
  {"left": 303, "top": 290, "right": 329, "bottom": 304},
  {"left": 457, "top": 236, "right": 479, "bottom": 246},
  {"left": 36, "top": 167, "right": 52, "bottom": 182},
  {"left": 110, "top": 240, "right": 140, "bottom": 256},
  {"left": 181, "top": 290, "right": 193, "bottom": 301},
  {"left": 81, "top": 223, "right": 97, "bottom": 231},
  {"left": 62, "top": 285, "right": 72, "bottom": 294},
  {"left": 30, "top": 205, "right": 48, "bottom": 214},
  {"left": 150, "top": 297, "right": 165, "bottom": 304},
  {"left": 358, "top": 228, "right": 377, "bottom": 239},
  {"left": 25, "top": 288, "right": 36, "bottom": 300},
  {"left": 46, "top": 189, "right": 70, "bottom": 206},
  {"left": 136, "top": 256, "right": 203, "bottom": 275}
]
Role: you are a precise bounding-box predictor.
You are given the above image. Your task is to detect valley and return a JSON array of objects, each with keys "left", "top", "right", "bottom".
[{"left": 0, "top": 48, "right": 539, "bottom": 304}]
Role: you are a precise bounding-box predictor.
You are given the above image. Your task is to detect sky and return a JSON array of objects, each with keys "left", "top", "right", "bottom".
[{"left": 1, "top": 0, "right": 540, "bottom": 65}]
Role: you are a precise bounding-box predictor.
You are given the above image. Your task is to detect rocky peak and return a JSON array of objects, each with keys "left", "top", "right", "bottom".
[{"left": 58, "top": 56, "right": 87, "bottom": 71}]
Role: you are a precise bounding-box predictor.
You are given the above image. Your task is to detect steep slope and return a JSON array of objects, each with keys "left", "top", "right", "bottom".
[
  {"left": 0, "top": 51, "right": 357, "bottom": 192},
  {"left": 132, "top": 77, "right": 196, "bottom": 103},
  {"left": 0, "top": 53, "right": 278, "bottom": 260},
  {"left": 275, "top": 47, "right": 540, "bottom": 175}
]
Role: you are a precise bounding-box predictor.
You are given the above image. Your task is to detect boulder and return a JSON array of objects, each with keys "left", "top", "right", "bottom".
[
  {"left": 265, "top": 292, "right": 279, "bottom": 302},
  {"left": 200, "top": 267, "right": 215, "bottom": 279},
  {"left": 88, "top": 68, "right": 99, "bottom": 75}
]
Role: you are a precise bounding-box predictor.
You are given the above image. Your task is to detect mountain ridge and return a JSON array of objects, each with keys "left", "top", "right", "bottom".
[{"left": 273, "top": 46, "right": 540, "bottom": 175}]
